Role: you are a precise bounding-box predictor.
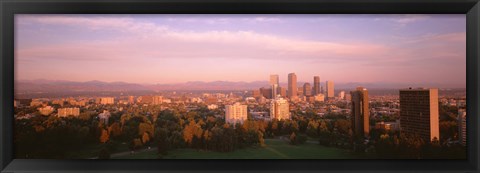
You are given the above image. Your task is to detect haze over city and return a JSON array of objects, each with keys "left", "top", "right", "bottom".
[{"left": 16, "top": 14, "right": 466, "bottom": 88}]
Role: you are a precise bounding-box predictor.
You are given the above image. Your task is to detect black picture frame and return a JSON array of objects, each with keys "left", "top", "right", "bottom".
[{"left": 1, "top": 0, "right": 479, "bottom": 172}]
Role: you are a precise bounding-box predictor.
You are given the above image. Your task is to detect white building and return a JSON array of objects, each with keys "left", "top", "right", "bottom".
[
  {"left": 338, "top": 91, "right": 345, "bottom": 100},
  {"left": 98, "top": 110, "right": 111, "bottom": 125},
  {"left": 270, "top": 97, "right": 290, "bottom": 120},
  {"left": 225, "top": 102, "right": 248, "bottom": 125},
  {"left": 38, "top": 106, "right": 55, "bottom": 116},
  {"left": 57, "top": 107, "right": 80, "bottom": 117},
  {"left": 207, "top": 104, "right": 218, "bottom": 110}
]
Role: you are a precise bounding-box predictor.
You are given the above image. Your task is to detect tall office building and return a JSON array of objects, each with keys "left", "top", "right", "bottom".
[
  {"left": 279, "top": 87, "right": 287, "bottom": 97},
  {"left": 351, "top": 87, "right": 370, "bottom": 138},
  {"left": 272, "top": 84, "right": 279, "bottom": 98},
  {"left": 303, "top": 83, "right": 312, "bottom": 96},
  {"left": 297, "top": 87, "right": 304, "bottom": 97},
  {"left": 270, "top": 74, "right": 279, "bottom": 98},
  {"left": 313, "top": 76, "right": 320, "bottom": 95},
  {"left": 270, "top": 74, "right": 279, "bottom": 85},
  {"left": 288, "top": 73, "right": 297, "bottom": 100},
  {"left": 399, "top": 88, "right": 440, "bottom": 142},
  {"left": 270, "top": 97, "right": 290, "bottom": 120},
  {"left": 260, "top": 87, "right": 273, "bottom": 99},
  {"left": 225, "top": 102, "right": 248, "bottom": 125},
  {"left": 326, "top": 81, "right": 334, "bottom": 99}
]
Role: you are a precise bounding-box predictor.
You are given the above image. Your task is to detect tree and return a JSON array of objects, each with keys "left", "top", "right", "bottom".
[
  {"left": 183, "top": 121, "right": 198, "bottom": 146},
  {"left": 156, "top": 128, "right": 170, "bottom": 155},
  {"left": 109, "top": 122, "right": 122, "bottom": 138},
  {"left": 289, "top": 132, "right": 297, "bottom": 145},
  {"left": 99, "top": 129, "right": 110, "bottom": 143},
  {"left": 138, "top": 123, "right": 154, "bottom": 138},
  {"left": 141, "top": 132, "right": 150, "bottom": 144}
]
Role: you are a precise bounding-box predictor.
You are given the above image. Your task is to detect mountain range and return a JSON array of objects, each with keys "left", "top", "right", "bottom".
[{"left": 15, "top": 79, "right": 463, "bottom": 93}]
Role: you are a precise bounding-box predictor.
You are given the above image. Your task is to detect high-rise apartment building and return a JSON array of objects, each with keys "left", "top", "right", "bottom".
[
  {"left": 270, "top": 97, "right": 290, "bottom": 120},
  {"left": 351, "top": 87, "right": 370, "bottom": 138},
  {"left": 225, "top": 102, "right": 248, "bottom": 125},
  {"left": 399, "top": 88, "right": 440, "bottom": 142},
  {"left": 326, "top": 81, "right": 334, "bottom": 99},
  {"left": 313, "top": 76, "right": 320, "bottom": 96},
  {"left": 288, "top": 73, "right": 297, "bottom": 100},
  {"left": 303, "top": 83, "right": 312, "bottom": 96}
]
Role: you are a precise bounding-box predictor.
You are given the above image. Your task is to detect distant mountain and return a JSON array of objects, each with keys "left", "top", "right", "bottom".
[
  {"left": 16, "top": 80, "right": 150, "bottom": 93},
  {"left": 148, "top": 81, "right": 270, "bottom": 91},
  {"left": 15, "top": 79, "right": 464, "bottom": 93}
]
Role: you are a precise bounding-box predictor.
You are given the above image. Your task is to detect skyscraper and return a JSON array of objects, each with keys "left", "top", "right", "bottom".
[
  {"left": 270, "top": 74, "right": 279, "bottom": 85},
  {"left": 303, "top": 83, "right": 312, "bottom": 96},
  {"left": 270, "top": 74, "right": 279, "bottom": 99},
  {"left": 399, "top": 88, "right": 440, "bottom": 142},
  {"left": 288, "top": 73, "right": 297, "bottom": 100},
  {"left": 279, "top": 87, "right": 287, "bottom": 97},
  {"left": 313, "top": 76, "right": 320, "bottom": 96},
  {"left": 326, "top": 80, "right": 334, "bottom": 99},
  {"left": 270, "top": 97, "right": 290, "bottom": 120},
  {"left": 225, "top": 102, "right": 248, "bottom": 125},
  {"left": 351, "top": 87, "right": 370, "bottom": 138},
  {"left": 260, "top": 87, "right": 272, "bottom": 99}
]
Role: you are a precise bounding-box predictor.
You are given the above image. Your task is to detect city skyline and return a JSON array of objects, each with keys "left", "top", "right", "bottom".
[{"left": 16, "top": 14, "right": 466, "bottom": 88}]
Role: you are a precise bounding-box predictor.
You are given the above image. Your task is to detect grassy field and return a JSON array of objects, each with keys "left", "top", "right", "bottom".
[{"left": 113, "top": 139, "right": 363, "bottom": 159}]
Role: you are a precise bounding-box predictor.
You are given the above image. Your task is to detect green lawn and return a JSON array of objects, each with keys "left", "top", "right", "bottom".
[
  {"left": 67, "top": 142, "right": 130, "bottom": 159},
  {"left": 113, "top": 139, "right": 362, "bottom": 159}
]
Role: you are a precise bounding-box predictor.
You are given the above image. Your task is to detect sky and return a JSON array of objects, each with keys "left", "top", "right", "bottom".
[{"left": 15, "top": 14, "right": 466, "bottom": 87}]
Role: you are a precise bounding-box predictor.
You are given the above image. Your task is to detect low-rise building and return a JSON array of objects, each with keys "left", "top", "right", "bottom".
[{"left": 57, "top": 107, "right": 80, "bottom": 117}]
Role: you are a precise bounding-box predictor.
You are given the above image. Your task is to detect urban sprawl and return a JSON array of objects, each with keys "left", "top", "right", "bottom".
[{"left": 14, "top": 73, "right": 467, "bottom": 159}]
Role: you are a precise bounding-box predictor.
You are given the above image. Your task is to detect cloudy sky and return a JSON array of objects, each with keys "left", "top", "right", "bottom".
[{"left": 15, "top": 14, "right": 466, "bottom": 87}]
